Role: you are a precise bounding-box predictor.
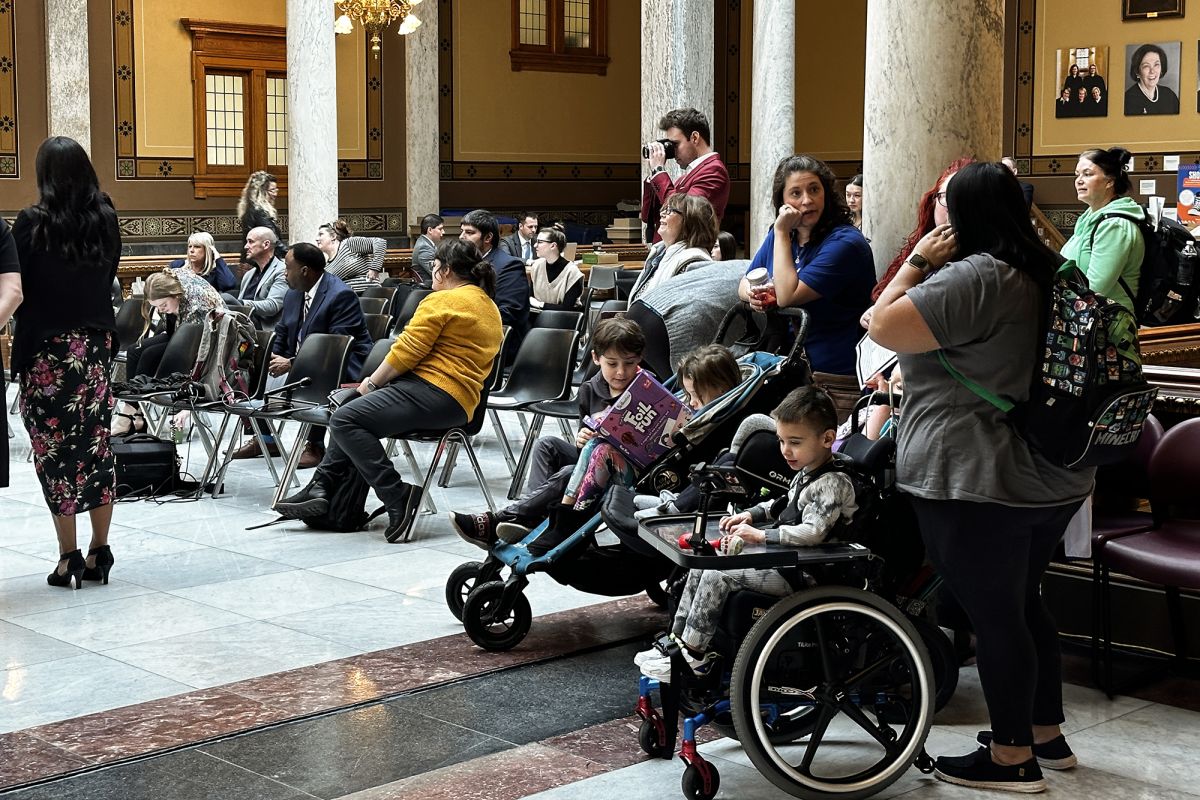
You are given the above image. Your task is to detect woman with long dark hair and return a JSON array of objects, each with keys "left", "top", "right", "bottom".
[
  {"left": 237, "top": 170, "right": 285, "bottom": 260},
  {"left": 276, "top": 239, "right": 504, "bottom": 542},
  {"left": 739, "top": 154, "right": 875, "bottom": 420},
  {"left": 11, "top": 136, "right": 123, "bottom": 589},
  {"left": 870, "top": 162, "right": 1095, "bottom": 792}
]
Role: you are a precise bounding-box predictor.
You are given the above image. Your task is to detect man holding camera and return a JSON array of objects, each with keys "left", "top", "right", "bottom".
[{"left": 640, "top": 108, "right": 730, "bottom": 243}]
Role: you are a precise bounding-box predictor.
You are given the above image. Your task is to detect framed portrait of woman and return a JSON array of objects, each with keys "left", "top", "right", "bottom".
[
  {"left": 1122, "top": 0, "right": 1184, "bottom": 20},
  {"left": 1124, "top": 41, "right": 1181, "bottom": 115}
]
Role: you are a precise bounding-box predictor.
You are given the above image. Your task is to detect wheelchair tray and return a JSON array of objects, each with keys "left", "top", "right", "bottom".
[{"left": 638, "top": 514, "right": 872, "bottom": 570}]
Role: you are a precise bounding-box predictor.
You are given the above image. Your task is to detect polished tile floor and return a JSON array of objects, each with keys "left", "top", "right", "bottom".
[{"left": 3, "top": 398, "right": 1199, "bottom": 799}]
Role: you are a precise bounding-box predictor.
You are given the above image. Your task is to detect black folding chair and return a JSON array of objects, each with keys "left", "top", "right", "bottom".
[
  {"left": 359, "top": 296, "right": 388, "bottom": 316},
  {"left": 361, "top": 285, "right": 399, "bottom": 317},
  {"left": 392, "top": 288, "right": 432, "bottom": 334},
  {"left": 363, "top": 313, "right": 392, "bottom": 343},
  {"left": 531, "top": 309, "right": 583, "bottom": 332}
]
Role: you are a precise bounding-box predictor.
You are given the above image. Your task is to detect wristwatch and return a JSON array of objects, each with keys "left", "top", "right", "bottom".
[
  {"left": 365, "top": 378, "right": 379, "bottom": 392},
  {"left": 905, "top": 252, "right": 933, "bottom": 274}
]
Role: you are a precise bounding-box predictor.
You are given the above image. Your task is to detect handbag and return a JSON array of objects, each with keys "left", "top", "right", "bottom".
[
  {"left": 327, "top": 386, "right": 361, "bottom": 411},
  {"left": 112, "top": 433, "right": 179, "bottom": 497}
]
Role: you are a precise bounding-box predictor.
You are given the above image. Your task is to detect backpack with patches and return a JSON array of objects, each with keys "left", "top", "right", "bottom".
[
  {"left": 940, "top": 261, "right": 1157, "bottom": 470},
  {"left": 1088, "top": 210, "right": 1199, "bottom": 326},
  {"left": 191, "top": 310, "right": 256, "bottom": 402}
]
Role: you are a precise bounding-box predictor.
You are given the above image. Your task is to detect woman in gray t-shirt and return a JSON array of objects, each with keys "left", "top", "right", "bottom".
[{"left": 867, "top": 162, "right": 1094, "bottom": 793}]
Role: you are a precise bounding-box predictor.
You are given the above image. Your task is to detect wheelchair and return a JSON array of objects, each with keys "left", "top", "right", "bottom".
[{"left": 629, "top": 428, "right": 949, "bottom": 800}]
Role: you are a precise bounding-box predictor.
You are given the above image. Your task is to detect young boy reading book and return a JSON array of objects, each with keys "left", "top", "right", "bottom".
[
  {"left": 636, "top": 385, "right": 859, "bottom": 682},
  {"left": 450, "top": 317, "right": 646, "bottom": 547}
]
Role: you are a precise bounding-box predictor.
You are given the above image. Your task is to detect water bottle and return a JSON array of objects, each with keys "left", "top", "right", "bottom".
[
  {"left": 1180, "top": 240, "right": 1198, "bottom": 287},
  {"left": 170, "top": 418, "right": 185, "bottom": 445}
]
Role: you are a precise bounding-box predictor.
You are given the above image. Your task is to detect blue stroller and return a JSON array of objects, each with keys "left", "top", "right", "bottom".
[{"left": 444, "top": 317, "right": 814, "bottom": 652}]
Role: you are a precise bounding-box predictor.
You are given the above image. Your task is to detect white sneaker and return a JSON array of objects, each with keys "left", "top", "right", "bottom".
[
  {"left": 633, "top": 633, "right": 681, "bottom": 667},
  {"left": 640, "top": 647, "right": 719, "bottom": 683}
]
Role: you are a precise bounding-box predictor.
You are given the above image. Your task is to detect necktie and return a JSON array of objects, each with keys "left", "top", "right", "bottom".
[{"left": 525, "top": 240, "right": 533, "bottom": 261}]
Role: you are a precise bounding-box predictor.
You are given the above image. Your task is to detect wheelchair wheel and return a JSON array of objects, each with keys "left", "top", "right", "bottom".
[
  {"left": 730, "top": 586, "right": 934, "bottom": 800},
  {"left": 462, "top": 581, "right": 532, "bottom": 651},
  {"left": 445, "top": 561, "right": 484, "bottom": 622},
  {"left": 638, "top": 718, "right": 671, "bottom": 758},
  {"left": 682, "top": 761, "right": 720, "bottom": 800},
  {"left": 909, "top": 616, "right": 959, "bottom": 712}
]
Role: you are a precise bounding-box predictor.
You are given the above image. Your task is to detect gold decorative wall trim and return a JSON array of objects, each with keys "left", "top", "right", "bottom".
[
  {"left": 0, "top": 0, "right": 18, "bottom": 178},
  {"left": 111, "top": 1, "right": 384, "bottom": 183},
  {"left": 109, "top": 209, "right": 407, "bottom": 244}
]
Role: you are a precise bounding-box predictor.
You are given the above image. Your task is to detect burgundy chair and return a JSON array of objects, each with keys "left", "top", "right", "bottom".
[
  {"left": 1092, "top": 417, "right": 1200, "bottom": 697},
  {"left": 1090, "top": 414, "right": 1163, "bottom": 548}
]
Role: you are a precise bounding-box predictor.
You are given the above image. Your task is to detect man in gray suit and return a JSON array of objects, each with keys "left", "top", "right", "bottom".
[
  {"left": 224, "top": 226, "right": 288, "bottom": 329},
  {"left": 499, "top": 212, "right": 538, "bottom": 263},
  {"left": 410, "top": 213, "right": 443, "bottom": 283}
]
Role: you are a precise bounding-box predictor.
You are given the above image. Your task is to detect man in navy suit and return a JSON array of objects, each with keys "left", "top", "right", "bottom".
[
  {"left": 461, "top": 208, "right": 529, "bottom": 361},
  {"left": 231, "top": 242, "right": 374, "bottom": 468}
]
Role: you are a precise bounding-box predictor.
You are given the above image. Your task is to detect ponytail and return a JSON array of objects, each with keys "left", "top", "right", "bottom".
[{"left": 434, "top": 238, "right": 496, "bottom": 297}]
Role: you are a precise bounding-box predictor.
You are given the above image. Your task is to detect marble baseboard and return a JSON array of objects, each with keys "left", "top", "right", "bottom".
[{"left": 0, "top": 595, "right": 664, "bottom": 792}]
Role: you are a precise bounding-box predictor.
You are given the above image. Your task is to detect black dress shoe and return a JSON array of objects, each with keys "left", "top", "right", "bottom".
[
  {"left": 275, "top": 479, "right": 330, "bottom": 518},
  {"left": 384, "top": 483, "right": 423, "bottom": 543}
]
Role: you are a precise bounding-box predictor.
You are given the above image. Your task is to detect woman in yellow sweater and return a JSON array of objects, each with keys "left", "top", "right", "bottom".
[{"left": 277, "top": 239, "right": 503, "bottom": 541}]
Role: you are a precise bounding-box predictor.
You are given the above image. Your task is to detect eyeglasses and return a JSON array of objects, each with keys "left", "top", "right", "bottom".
[
  {"left": 535, "top": 239, "right": 553, "bottom": 245},
  {"left": 935, "top": 191, "right": 948, "bottom": 207},
  {"left": 661, "top": 207, "right": 679, "bottom": 218}
]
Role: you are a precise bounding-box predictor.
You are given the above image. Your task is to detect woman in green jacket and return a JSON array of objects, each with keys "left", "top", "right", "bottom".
[{"left": 1060, "top": 146, "right": 1144, "bottom": 313}]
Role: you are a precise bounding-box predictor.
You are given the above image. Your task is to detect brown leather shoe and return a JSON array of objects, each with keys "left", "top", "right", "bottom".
[
  {"left": 231, "top": 438, "right": 283, "bottom": 459},
  {"left": 297, "top": 442, "right": 325, "bottom": 469}
]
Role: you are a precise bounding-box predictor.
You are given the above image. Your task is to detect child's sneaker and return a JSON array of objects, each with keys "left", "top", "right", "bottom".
[
  {"left": 634, "top": 633, "right": 681, "bottom": 667},
  {"left": 639, "top": 647, "right": 720, "bottom": 684},
  {"left": 449, "top": 512, "right": 497, "bottom": 550},
  {"left": 933, "top": 747, "right": 1046, "bottom": 793},
  {"left": 496, "top": 522, "right": 533, "bottom": 543}
]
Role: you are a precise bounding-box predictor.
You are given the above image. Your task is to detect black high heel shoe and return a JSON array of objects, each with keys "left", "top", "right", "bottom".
[
  {"left": 47, "top": 550, "right": 85, "bottom": 590},
  {"left": 82, "top": 545, "right": 114, "bottom": 585}
]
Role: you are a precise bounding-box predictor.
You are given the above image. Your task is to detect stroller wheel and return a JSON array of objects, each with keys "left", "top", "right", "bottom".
[
  {"left": 462, "top": 581, "right": 532, "bottom": 651},
  {"left": 445, "top": 561, "right": 485, "bottom": 622}
]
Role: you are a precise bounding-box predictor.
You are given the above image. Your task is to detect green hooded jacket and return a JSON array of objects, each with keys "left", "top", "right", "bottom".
[{"left": 1060, "top": 196, "right": 1145, "bottom": 313}]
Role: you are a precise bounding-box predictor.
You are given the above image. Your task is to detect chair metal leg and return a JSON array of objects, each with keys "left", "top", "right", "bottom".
[
  {"left": 489, "top": 409, "right": 518, "bottom": 472},
  {"left": 507, "top": 414, "right": 545, "bottom": 501},
  {"left": 557, "top": 417, "right": 573, "bottom": 438},
  {"left": 400, "top": 440, "right": 437, "bottom": 514},
  {"left": 437, "top": 441, "right": 460, "bottom": 487},
  {"left": 250, "top": 419, "right": 285, "bottom": 487},
  {"left": 517, "top": 411, "right": 529, "bottom": 438},
  {"left": 404, "top": 435, "right": 453, "bottom": 543},
  {"left": 198, "top": 410, "right": 232, "bottom": 493},
  {"left": 1165, "top": 586, "right": 1188, "bottom": 668},
  {"left": 456, "top": 433, "right": 497, "bottom": 513},
  {"left": 211, "top": 415, "right": 244, "bottom": 498},
  {"left": 272, "top": 422, "right": 311, "bottom": 506}
]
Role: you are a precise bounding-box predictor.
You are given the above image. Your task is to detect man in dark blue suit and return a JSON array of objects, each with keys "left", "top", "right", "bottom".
[
  {"left": 460, "top": 208, "right": 529, "bottom": 362},
  {"left": 231, "top": 242, "right": 374, "bottom": 468}
]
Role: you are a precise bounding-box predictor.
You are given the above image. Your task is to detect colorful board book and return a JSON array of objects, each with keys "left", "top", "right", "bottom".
[{"left": 585, "top": 371, "right": 692, "bottom": 469}]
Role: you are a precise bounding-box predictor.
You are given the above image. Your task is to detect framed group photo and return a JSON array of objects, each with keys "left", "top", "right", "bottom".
[{"left": 1056, "top": 46, "right": 1110, "bottom": 117}]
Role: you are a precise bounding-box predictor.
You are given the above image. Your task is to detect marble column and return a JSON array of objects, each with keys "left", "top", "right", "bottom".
[
  {"left": 405, "top": 5, "right": 439, "bottom": 235},
  {"left": 44, "top": 0, "right": 92, "bottom": 153},
  {"left": 861, "top": 0, "right": 1004, "bottom": 275},
  {"left": 287, "top": 0, "right": 339, "bottom": 246},
  {"left": 640, "top": 0, "right": 714, "bottom": 223},
  {"left": 749, "top": 0, "right": 795, "bottom": 254}
]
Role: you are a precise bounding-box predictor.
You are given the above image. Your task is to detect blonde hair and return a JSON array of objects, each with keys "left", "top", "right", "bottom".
[
  {"left": 186, "top": 231, "right": 219, "bottom": 277},
  {"left": 236, "top": 170, "right": 278, "bottom": 220},
  {"left": 142, "top": 269, "right": 185, "bottom": 323}
]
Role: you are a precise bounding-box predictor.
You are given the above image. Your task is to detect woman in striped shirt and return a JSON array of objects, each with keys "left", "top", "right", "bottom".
[{"left": 315, "top": 219, "right": 386, "bottom": 293}]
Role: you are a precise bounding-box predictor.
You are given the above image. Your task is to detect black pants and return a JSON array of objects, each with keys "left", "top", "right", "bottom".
[
  {"left": 126, "top": 331, "right": 170, "bottom": 379},
  {"left": 911, "top": 496, "right": 1082, "bottom": 747}
]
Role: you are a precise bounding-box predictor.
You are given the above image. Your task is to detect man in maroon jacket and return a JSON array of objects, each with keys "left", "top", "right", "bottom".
[{"left": 640, "top": 108, "right": 730, "bottom": 243}]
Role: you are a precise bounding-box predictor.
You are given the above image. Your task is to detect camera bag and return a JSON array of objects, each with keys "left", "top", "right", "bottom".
[{"left": 112, "top": 433, "right": 180, "bottom": 497}]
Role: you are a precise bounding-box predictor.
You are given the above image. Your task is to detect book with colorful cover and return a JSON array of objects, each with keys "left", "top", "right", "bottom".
[
  {"left": 1178, "top": 163, "right": 1200, "bottom": 229},
  {"left": 585, "top": 370, "right": 692, "bottom": 468}
]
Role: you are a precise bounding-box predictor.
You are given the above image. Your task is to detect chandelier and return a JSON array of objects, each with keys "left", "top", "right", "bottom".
[{"left": 333, "top": 0, "right": 423, "bottom": 58}]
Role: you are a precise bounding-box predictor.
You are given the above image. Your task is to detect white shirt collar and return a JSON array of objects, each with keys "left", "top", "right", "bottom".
[
  {"left": 305, "top": 273, "right": 324, "bottom": 305},
  {"left": 684, "top": 151, "right": 718, "bottom": 172}
]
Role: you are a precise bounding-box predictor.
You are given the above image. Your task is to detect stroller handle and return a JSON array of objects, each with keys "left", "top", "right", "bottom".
[{"left": 714, "top": 302, "right": 811, "bottom": 366}]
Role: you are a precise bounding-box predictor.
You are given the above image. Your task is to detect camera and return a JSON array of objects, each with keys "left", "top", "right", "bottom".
[{"left": 641, "top": 138, "right": 676, "bottom": 160}]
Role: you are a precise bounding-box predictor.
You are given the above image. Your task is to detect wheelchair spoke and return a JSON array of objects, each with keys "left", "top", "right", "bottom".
[
  {"left": 838, "top": 698, "right": 901, "bottom": 754},
  {"left": 798, "top": 703, "right": 837, "bottom": 773},
  {"left": 814, "top": 615, "right": 835, "bottom": 681},
  {"left": 842, "top": 650, "right": 903, "bottom": 692}
]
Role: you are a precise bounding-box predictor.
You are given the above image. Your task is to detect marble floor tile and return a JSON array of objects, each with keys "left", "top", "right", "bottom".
[
  {"left": 0, "top": 653, "right": 190, "bottom": 734},
  {"left": 311, "top": 547, "right": 471, "bottom": 595},
  {"left": 0, "top": 620, "right": 86, "bottom": 670},
  {"left": 335, "top": 742, "right": 607, "bottom": 800},
  {"left": 1067, "top": 702, "right": 1200, "bottom": 794},
  {"left": 168, "top": 569, "right": 392, "bottom": 620},
  {"left": 114, "top": 548, "right": 291, "bottom": 591},
  {"left": 101, "top": 620, "right": 362, "bottom": 689},
  {"left": 0, "top": 547, "right": 54, "bottom": 580},
  {"left": 0, "top": 502, "right": 57, "bottom": 548},
  {"left": 135, "top": 511, "right": 291, "bottom": 548},
  {"left": 0, "top": 750, "right": 321, "bottom": 800},
  {"left": 267, "top": 593, "right": 461, "bottom": 653},
  {"left": 6, "top": 528, "right": 210, "bottom": 561},
  {"left": 0, "top": 574, "right": 156, "bottom": 621},
  {"left": 10, "top": 592, "right": 251, "bottom": 651},
  {"left": 522, "top": 752, "right": 724, "bottom": 799},
  {"left": 200, "top": 703, "right": 510, "bottom": 799},
  {"left": 0, "top": 731, "right": 91, "bottom": 789},
  {"left": 219, "top": 525, "right": 407, "bottom": 569}
]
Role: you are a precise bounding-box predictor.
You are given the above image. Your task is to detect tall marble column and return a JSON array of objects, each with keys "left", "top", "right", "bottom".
[
  {"left": 405, "top": 5, "right": 439, "bottom": 234},
  {"left": 861, "top": 0, "right": 1004, "bottom": 275},
  {"left": 749, "top": 0, "right": 795, "bottom": 254},
  {"left": 45, "top": 0, "right": 92, "bottom": 153},
  {"left": 287, "top": 0, "right": 339, "bottom": 246},
  {"left": 640, "top": 0, "right": 714, "bottom": 222}
]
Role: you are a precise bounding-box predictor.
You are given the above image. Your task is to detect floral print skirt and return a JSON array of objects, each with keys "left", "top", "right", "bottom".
[{"left": 19, "top": 329, "right": 115, "bottom": 516}]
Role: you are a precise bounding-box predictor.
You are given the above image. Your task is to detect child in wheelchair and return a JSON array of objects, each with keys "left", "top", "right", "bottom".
[{"left": 636, "top": 385, "right": 859, "bottom": 682}]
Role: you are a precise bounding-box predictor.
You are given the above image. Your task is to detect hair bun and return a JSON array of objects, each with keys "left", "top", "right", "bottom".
[{"left": 1110, "top": 147, "right": 1133, "bottom": 167}]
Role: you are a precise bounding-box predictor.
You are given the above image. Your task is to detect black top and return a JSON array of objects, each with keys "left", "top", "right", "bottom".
[
  {"left": 577, "top": 370, "right": 618, "bottom": 419},
  {"left": 11, "top": 207, "right": 121, "bottom": 377},
  {"left": 240, "top": 205, "right": 287, "bottom": 259},
  {"left": 542, "top": 257, "right": 584, "bottom": 310}
]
